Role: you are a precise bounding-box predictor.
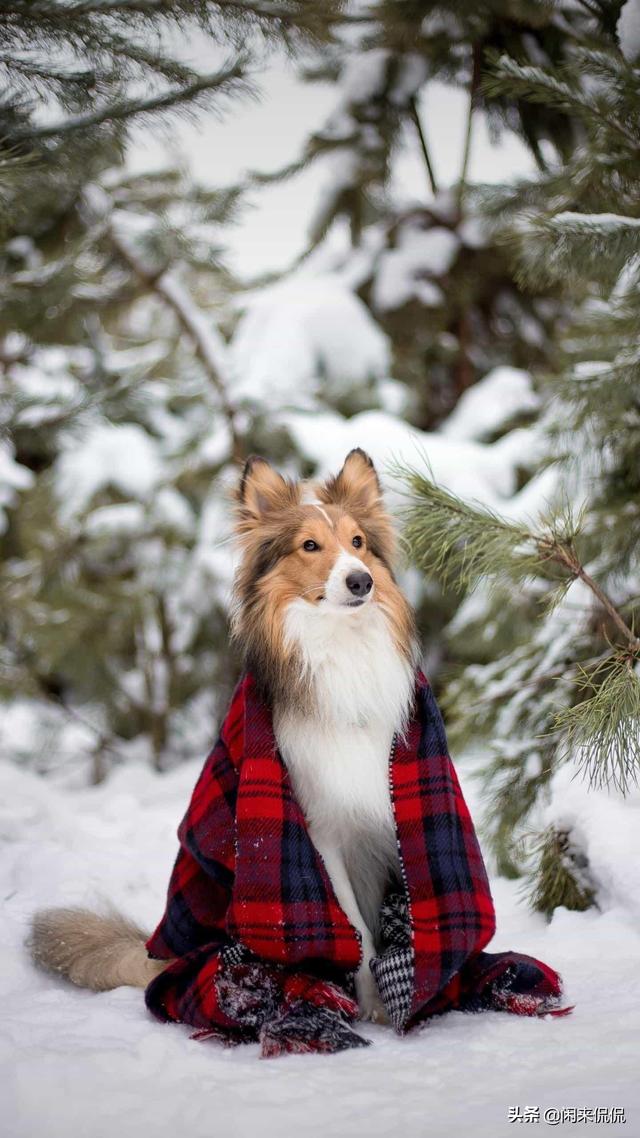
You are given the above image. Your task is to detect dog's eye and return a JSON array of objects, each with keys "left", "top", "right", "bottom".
[
  {"left": 303, "top": 539, "right": 319, "bottom": 552},
  {"left": 352, "top": 535, "right": 363, "bottom": 549}
]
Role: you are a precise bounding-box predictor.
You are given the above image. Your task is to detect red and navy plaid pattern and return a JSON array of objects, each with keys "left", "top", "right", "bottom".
[
  {"left": 389, "top": 681, "right": 496, "bottom": 1023},
  {"left": 145, "top": 671, "right": 567, "bottom": 1052}
]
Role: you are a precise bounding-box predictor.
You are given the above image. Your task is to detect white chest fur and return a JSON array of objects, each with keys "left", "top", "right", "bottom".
[
  {"left": 274, "top": 598, "right": 414, "bottom": 936},
  {"left": 275, "top": 713, "right": 397, "bottom": 839}
]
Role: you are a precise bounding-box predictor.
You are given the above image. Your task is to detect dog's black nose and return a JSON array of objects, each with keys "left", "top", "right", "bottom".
[{"left": 346, "top": 570, "right": 373, "bottom": 597}]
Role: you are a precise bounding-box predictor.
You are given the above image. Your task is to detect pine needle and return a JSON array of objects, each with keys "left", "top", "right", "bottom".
[
  {"left": 527, "top": 826, "right": 596, "bottom": 917},
  {"left": 393, "top": 458, "right": 579, "bottom": 596},
  {"left": 552, "top": 655, "right": 640, "bottom": 795}
]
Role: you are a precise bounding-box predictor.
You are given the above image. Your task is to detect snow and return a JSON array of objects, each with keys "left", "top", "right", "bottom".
[
  {"left": 0, "top": 441, "right": 33, "bottom": 534},
  {"left": 158, "top": 270, "right": 231, "bottom": 384},
  {"left": 11, "top": 348, "right": 88, "bottom": 402},
  {"left": 618, "top": 0, "right": 640, "bottom": 61},
  {"left": 547, "top": 211, "right": 640, "bottom": 231},
  {"left": 0, "top": 700, "right": 96, "bottom": 779},
  {"left": 84, "top": 503, "right": 147, "bottom": 538},
  {"left": 284, "top": 408, "right": 530, "bottom": 506},
  {"left": 125, "top": 64, "right": 535, "bottom": 281},
  {"left": 2, "top": 755, "right": 638, "bottom": 1138},
  {"left": 340, "top": 49, "right": 390, "bottom": 104},
  {"left": 3, "top": 26, "right": 638, "bottom": 1135},
  {"left": 543, "top": 764, "right": 640, "bottom": 923},
  {"left": 55, "top": 423, "right": 162, "bottom": 521},
  {"left": 372, "top": 224, "right": 459, "bottom": 311},
  {"left": 152, "top": 488, "right": 195, "bottom": 536},
  {"left": 230, "top": 277, "right": 391, "bottom": 407},
  {"left": 440, "top": 366, "right": 540, "bottom": 441},
  {"left": 338, "top": 49, "right": 428, "bottom": 110}
]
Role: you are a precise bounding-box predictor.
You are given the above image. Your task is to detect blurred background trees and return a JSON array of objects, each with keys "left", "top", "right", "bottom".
[
  {"left": 399, "top": 0, "right": 640, "bottom": 912},
  {"left": 1, "top": 0, "right": 639, "bottom": 918}
]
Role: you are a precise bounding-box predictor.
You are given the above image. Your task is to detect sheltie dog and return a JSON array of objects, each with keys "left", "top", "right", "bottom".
[{"left": 30, "top": 449, "right": 419, "bottom": 1022}]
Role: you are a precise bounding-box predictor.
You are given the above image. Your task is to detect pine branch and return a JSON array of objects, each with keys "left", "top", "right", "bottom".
[
  {"left": 542, "top": 538, "right": 640, "bottom": 653},
  {"left": 505, "top": 212, "right": 640, "bottom": 287},
  {"left": 108, "top": 224, "right": 244, "bottom": 462},
  {"left": 3, "top": 0, "right": 342, "bottom": 29},
  {"left": 458, "top": 42, "right": 482, "bottom": 212},
  {"left": 551, "top": 655, "right": 640, "bottom": 794},
  {"left": 409, "top": 96, "right": 437, "bottom": 197},
  {"left": 398, "top": 464, "right": 640, "bottom": 650},
  {"left": 4, "top": 630, "right": 130, "bottom": 773},
  {"left": 527, "top": 826, "right": 596, "bottom": 916},
  {"left": 457, "top": 650, "right": 615, "bottom": 710},
  {"left": 8, "top": 60, "right": 251, "bottom": 143},
  {"left": 483, "top": 52, "right": 639, "bottom": 150},
  {"left": 400, "top": 466, "right": 640, "bottom": 794},
  {"left": 396, "top": 462, "right": 564, "bottom": 594}
]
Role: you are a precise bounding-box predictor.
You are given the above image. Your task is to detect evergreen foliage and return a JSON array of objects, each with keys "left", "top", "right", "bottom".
[
  {"left": 249, "top": 1, "right": 582, "bottom": 426},
  {"left": 400, "top": 0, "right": 640, "bottom": 913},
  {"left": 3, "top": 0, "right": 637, "bottom": 869},
  {"left": 0, "top": 0, "right": 344, "bottom": 779},
  {"left": 0, "top": 0, "right": 342, "bottom": 231},
  {"left": 0, "top": 162, "right": 249, "bottom": 780},
  {"left": 529, "top": 826, "right": 596, "bottom": 918}
]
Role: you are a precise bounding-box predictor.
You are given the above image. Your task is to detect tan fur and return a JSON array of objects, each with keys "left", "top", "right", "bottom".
[
  {"left": 318, "top": 449, "right": 397, "bottom": 566},
  {"left": 28, "top": 908, "right": 170, "bottom": 991},
  {"left": 232, "top": 450, "right": 417, "bottom": 710}
]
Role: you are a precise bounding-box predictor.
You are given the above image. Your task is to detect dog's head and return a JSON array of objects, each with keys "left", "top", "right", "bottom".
[
  {"left": 234, "top": 448, "right": 397, "bottom": 612},
  {"left": 231, "top": 451, "right": 415, "bottom": 707}
]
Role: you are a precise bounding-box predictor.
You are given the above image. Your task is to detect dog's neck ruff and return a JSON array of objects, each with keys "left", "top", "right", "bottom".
[{"left": 281, "top": 597, "right": 414, "bottom": 730}]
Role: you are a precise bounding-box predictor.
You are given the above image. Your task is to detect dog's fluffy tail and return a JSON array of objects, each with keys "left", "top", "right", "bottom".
[{"left": 28, "top": 907, "right": 170, "bottom": 992}]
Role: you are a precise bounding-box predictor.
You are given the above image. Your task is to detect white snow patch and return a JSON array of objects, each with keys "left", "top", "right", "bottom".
[
  {"left": 2, "top": 755, "right": 639, "bottom": 1138},
  {"left": 152, "top": 488, "right": 195, "bottom": 535},
  {"left": 230, "top": 277, "right": 390, "bottom": 407},
  {"left": 340, "top": 49, "right": 390, "bottom": 104},
  {"left": 284, "top": 408, "right": 529, "bottom": 507},
  {"left": 372, "top": 225, "right": 459, "bottom": 312},
  {"left": 552, "top": 211, "right": 640, "bottom": 230},
  {"left": 0, "top": 441, "right": 33, "bottom": 533},
  {"left": 441, "top": 367, "right": 540, "bottom": 441},
  {"left": 617, "top": 0, "right": 640, "bottom": 62},
  {"left": 84, "top": 503, "right": 147, "bottom": 537},
  {"left": 55, "top": 423, "right": 162, "bottom": 521},
  {"left": 543, "top": 762, "right": 640, "bottom": 922},
  {"left": 0, "top": 701, "right": 96, "bottom": 781}
]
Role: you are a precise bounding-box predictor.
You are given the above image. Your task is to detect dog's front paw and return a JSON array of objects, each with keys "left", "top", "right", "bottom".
[{"left": 355, "top": 968, "right": 389, "bottom": 1025}]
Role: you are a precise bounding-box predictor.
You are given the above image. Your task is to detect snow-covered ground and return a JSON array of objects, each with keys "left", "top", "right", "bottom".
[{"left": 2, "top": 754, "right": 638, "bottom": 1138}]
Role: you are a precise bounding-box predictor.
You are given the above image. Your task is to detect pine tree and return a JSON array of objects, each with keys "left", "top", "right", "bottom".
[
  {"left": 4, "top": 1, "right": 631, "bottom": 795},
  {"left": 0, "top": 1, "right": 347, "bottom": 781},
  {"left": 0, "top": 0, "right": 342, "bottom": 193},
  {"left": 0, "top": 163, "right": 250, "bottom": 781},
  {"left": 399, "top": 0, "right": 640, "bottom": 912},
  {"left": 230, "top": 2, "right": 585, "bottom": 678},
  {"left": 250, "top": 0, "right": 583, "bottom": 426},
  {"left": 0, "top": 0, "right": 346, "bottom": 253}
]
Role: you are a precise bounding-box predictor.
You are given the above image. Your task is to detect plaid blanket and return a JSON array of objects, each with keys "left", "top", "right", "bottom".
[{"left": 145, "top": 671, "right": 568, "bottom": 1055}]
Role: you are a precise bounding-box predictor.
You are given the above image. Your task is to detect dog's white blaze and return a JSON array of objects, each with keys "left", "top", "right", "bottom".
[
  {"left": 312, "top": 503, "right": 333, "bottom": 528},
  {"left": 324, "top": 547, "right": 372, "bottom": 606},
  {"left": 276, "top": 598, "right": 414, "bottom": 973}
]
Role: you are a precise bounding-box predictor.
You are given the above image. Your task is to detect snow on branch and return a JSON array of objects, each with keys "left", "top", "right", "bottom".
[
  {"left": 109, "top": 225, "right": 243, "bottom": 461},
  {"left": 398, "top": 465, "right": 640, "bottom": 793}
]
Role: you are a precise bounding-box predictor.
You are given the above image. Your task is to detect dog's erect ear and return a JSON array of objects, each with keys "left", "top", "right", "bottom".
[
  {"left": 318, "top": 448, "right": 381, "bottom": 512},
  {"left": 237, "top": 455, "right": 299, "bottom": 523},
  {"left": 318, "top": 448, "right": 395, "bottom": 567}
]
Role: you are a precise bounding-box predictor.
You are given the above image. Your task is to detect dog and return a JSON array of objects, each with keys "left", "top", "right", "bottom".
[{"left": 30, "top": 449, "right": 419, "bottom": 1023}]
